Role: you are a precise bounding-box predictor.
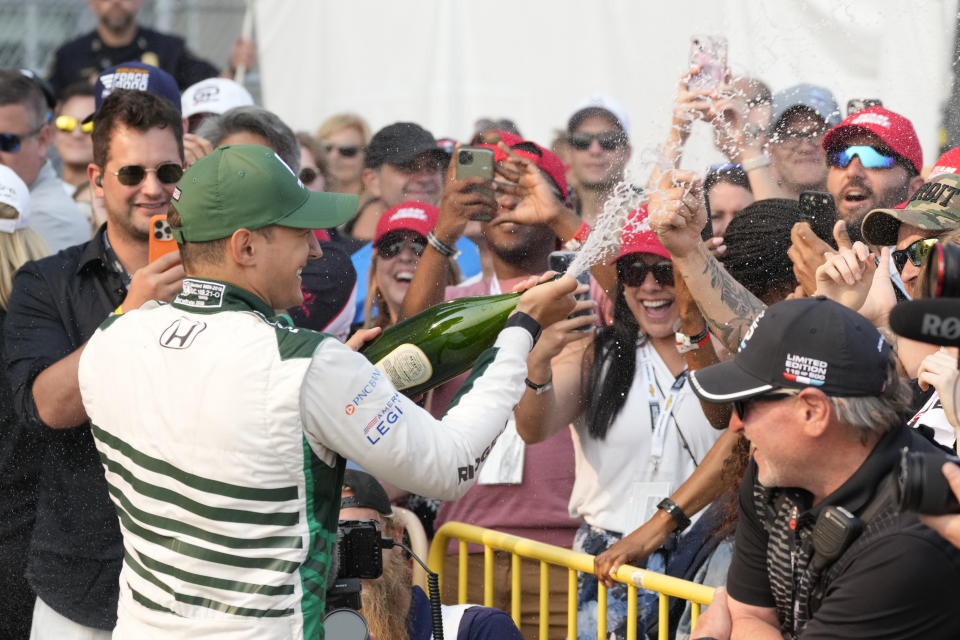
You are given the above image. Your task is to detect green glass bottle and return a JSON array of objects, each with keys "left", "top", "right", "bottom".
[{"left": 359, "top": 291, "right": 522, "bottom": 397}]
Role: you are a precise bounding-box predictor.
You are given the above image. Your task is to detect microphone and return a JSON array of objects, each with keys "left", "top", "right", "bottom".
[{"left": 889, "top": 298, "right": 960, "bottom": 347}]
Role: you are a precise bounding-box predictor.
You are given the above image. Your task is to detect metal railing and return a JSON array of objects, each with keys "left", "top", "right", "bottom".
[{"left": 428, "top": 521, "right": 715, "bottom": 640}]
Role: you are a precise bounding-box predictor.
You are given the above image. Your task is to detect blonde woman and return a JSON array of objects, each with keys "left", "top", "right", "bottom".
[
  {"left": 316, "top": 113, "right": 370, "bottom": 198},
  {"left": 0, "top": 164, "right": 49, "bottom": 638}
]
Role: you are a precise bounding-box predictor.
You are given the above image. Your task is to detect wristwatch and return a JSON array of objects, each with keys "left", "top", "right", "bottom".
[{"left": 657, "top": 498, "right": 691, "bottom": 533}]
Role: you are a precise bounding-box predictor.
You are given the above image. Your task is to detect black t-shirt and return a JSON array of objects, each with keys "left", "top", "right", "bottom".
[
  {"left": 48, "top": 26, "right": 218, "bottom": 94},
  {"left": 4, "top": 226, "right": 126, "bottom": 629},
  {"left": 728, "top": 424, "right": 960, "bottom": 638}
]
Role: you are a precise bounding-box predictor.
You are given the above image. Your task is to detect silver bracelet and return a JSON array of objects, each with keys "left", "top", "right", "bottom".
[{"left": 426, "top": 231, "right": 461, "bottom": 259}]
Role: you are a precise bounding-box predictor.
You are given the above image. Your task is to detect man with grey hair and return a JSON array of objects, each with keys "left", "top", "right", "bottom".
[
  {"left": 685, "top": 297, "right": 960, "bottom": 640},
  {"left": 0, "top": 69, "right": 89, "bottom": 252},
  {"left": 195, "top": 106, "right": 300, "bottom": 173}
]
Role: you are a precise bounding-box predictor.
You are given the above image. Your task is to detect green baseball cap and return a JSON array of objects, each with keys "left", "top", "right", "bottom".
[
  {"left": 861, "top": 173, "right": 960, "bottom": 246},
  {"left": 170, "top": 144, "right": 358, "bottom": 242}
]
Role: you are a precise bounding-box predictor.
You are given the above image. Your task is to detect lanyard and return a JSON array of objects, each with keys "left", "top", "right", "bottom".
[{"left": 640, "top": 346, "right": 687, "bottom": 463}]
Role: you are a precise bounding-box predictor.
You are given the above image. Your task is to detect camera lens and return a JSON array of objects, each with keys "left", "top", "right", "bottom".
[
  {"left": 897, "top": 450, "right": 960, "bottom": 515},
  {"left": 458, "top": 150, "right": 474, "bottom": 165},
  {"left": 923, "top": 243, "right": 960, "bottom": 298},
  {"left": 154, "top": 230, "right": 163, "bottom": 239}
]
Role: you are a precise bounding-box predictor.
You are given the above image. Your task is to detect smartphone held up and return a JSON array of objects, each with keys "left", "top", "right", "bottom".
[
  {"left": 456, "top": 146, "right": 495, "bottom": 221},
  {"left": 688, "top": 35, "right": 728, "bottom": 90}
]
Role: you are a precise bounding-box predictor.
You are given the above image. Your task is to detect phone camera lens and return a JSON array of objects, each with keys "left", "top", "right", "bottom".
[
  {"left": 154, "top": 230, "right": 163, "bottom": 239},
  {"left": 459, "top": 150, "right": 474, "bottom": 165}
]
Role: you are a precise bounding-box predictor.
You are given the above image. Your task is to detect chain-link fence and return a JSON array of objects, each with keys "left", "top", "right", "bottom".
[{"left": 0, "top": 0, "right": 253, "bottom": 95}]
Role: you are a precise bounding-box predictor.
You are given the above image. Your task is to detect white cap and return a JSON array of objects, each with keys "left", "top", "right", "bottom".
[
  {"left": 568, "top": 93, "right": 631, "bottom": 138},
  {"left": 181, "top": 78, "right": 254, "bottom": 119},
  {"left": 0, "top": 164, "right": 31, "bottom": 234}
]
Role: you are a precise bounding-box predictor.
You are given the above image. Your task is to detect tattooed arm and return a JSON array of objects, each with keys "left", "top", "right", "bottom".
[{"left": 647, "top": 170, "right": 767, "bottom": 353}]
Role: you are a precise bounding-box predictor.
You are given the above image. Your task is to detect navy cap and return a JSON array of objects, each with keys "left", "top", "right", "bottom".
[
  {"left": 769, "top": 83, "right": 841, "bottom": 135},
  {"left": 85, "top": 61, "right": 181, "bottom": 122},
  {"left": 364, "top": 122, "right": 448, "bottom": 170},
  {"left": 689, "top": 297, "right": 890, "bottom": 403}
]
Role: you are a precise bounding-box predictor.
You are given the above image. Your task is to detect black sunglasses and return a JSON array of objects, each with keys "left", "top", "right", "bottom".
[
  {"left": 0, "top": 124, "right": 44, "bottom": 153},
  {"left": 892, "top": 237, "right": 939, "bottom": 273},
  {"left": 732, "top": 391, "right": 798, "bottom": 421},
  {"left": 299, "top": 167, "right": 319, "bottom": 184},
  {"left": 324, "top": 143, "right": 362, "bottom": 158},
  {"left": 618, "top": 260, "right": 674, "bottom": 287},
  {"left": 109, "top": 163, "right": 184, "bottom": 187},
  {"left": 567, "top": 131, "right": 627, "bottom": 151},
  {"left": 377, "top": 234, "right": 426, "bottom": 259}
]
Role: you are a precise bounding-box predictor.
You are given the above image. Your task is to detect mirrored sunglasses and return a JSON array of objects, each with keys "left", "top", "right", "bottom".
[
  {"left": 617, "top": 260, "right": 674, "bottom": 287},
  {"left": 324, "top": 143, "right": 362, "bottom": 158},
  {"left": 0, "top": 124, "right": 44, "bottom": 152},
  {"left": 892, "top": 237, "right": 939, "bottom": 273},
  {"left": 377, "top": 235, "right": 426, "bottom": 259},
  {"left": 827, "top": 145, "right": 898, "bottom": 170},
  {"left": 55, "top": 115, "right": 93, "bottom": 134},
  {"left": 110, "top": 163, "right": 184, "bottom": 186},
  {"left": 567, "top": 131, "right": 628, "bottom": 151}
]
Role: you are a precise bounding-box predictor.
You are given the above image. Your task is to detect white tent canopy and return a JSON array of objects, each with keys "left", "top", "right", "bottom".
[{"left": 256, "top": 0, "right": 956, "bottom": 176}]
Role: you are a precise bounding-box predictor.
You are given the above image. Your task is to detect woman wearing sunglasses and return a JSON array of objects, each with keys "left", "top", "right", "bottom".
[
  {"left": 316, "top": 113, "right": 370, "bottom": 200},
  {"left": 53, "top": 83, "right": 95, "bottom": 195},
  {"left": 363, "top": 200, "right": 459, "bottom": 330},
  {"left": 514, "top": 208, "right": 731, "bottom": 640}
]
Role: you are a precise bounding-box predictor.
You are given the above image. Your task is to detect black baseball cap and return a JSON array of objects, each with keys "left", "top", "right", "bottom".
[
  {"left": 341, "top": 469, "right": 392, "bottom": 515},
  {"left": 689, "top": 297, "right": 890, "bottom": 403},
  {"left": 364, "top": 122, "right": 449, "bottom": 170}
]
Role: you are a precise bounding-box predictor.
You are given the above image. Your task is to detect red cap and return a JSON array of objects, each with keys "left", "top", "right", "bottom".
[
  {"left": 929, "top": 146, "right": 960, "bottom": 179},
  {"left": 477, "top": 130, "right": 568, "bottom": 200},
  {"left": 617, "top": 206, "right": 671, "bottom": 261},
  {"left": 822, "top": 106, "right": 922, "bottom": 174},
  {"left": 374, "top": 201, "right": 438, "bottom": 245}
]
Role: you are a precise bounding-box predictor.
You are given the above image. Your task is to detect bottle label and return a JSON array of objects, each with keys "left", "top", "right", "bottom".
[{"left": 373, "top": 343, "right": 433, "bottom": 391}]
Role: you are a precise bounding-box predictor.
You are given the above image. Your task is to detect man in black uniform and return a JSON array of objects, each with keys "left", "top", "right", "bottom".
[
  {"left": 47, "top": 0, "right": 250, "bottom": 93},
  {"left": 686, "top": 297, "right": 960, "bottom": 640}
]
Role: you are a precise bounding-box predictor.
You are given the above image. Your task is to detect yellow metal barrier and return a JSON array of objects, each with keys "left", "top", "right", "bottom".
[{"left": 428, "top": 521, "right": 715, "bottom": 640}]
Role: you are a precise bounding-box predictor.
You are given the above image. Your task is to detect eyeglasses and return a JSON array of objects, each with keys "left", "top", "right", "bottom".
[
  {"left": 324, "top": 144, "right": 362, "bottom": 158},
  {"left": 55, "top": 115, "right": 93, "bottom": 134},
  {"left": 299, "top": 167, "right": 319, "bottom": 184},
  {"left": 827, "top": 145, "right": 900, "bottom": 170},
  {"left": 377, "top": 234, "right": 426, "bottom": 259},
  {"left": 732, "top": 389, "right": 800, "bottom": 421},
  {"left": 0, "top": 124, "right": 45, "bottom": 153},
  {"left": 109, "top": 163, "right": 184, "bottom": 186},
  {"left": 567, "top": 131, "right": 628, "bottom": 151},
  {"left": 892, "top": 237, "right": 939, "bottom": 273},
  {"left": 617, "top": 260, "right": 674, "bottom": 287}
]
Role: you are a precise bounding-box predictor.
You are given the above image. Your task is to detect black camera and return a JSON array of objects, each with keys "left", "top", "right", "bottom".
[
  {"left": 326, "top": 519, "right": 384, "bottom": 612},
  {"left": 458, "top": 149, "right": 474, "bottom": 165},
  {"left": 897, "top": 449, "right": 960, "bottom": 515},
  {"left": 923, "top": 243, "right": 960, "bottom": 299}
]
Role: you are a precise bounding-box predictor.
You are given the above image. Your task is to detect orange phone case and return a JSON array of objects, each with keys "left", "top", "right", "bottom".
[{"left": 148, "top": 214, "right": 178, "bottom": 263}]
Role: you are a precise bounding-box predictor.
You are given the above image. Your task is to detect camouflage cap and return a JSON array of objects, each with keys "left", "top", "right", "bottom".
[{"left": 861, "top": 173, "right": 960, "bottom": 246}]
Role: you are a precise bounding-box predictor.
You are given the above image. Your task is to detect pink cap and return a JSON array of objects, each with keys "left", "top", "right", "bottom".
[
  {"left": 477, "top": 130, "right": 568, "bottom": 199},
  {"left": 822, "top": 106, "right": 922, "bottom": 174},
  {"left": 929, "top": 146, "right": 960, "bottom": 179},
  {"left": 374, "top": 201, "right": 438, "bottom": 245},
  {"left": 617, "top": 206, "right": 671, "bottom": 261}
]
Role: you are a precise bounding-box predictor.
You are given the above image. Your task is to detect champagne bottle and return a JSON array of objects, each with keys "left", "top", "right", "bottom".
[{"left": 360, "top": 291, "right": 522, "bottom": 397}]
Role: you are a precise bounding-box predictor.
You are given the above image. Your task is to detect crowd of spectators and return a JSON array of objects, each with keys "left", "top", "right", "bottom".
[{"left": 3, "top": 3, "right": 960, "bottom": 639}]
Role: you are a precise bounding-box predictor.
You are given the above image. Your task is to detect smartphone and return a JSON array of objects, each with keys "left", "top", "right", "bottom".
[
  {"left": 798, "top": 191, "right": 838, "bottom": 247},
  {"left": 456, "top": 146, "right": 495, "bottom": 221},
  {"left": 847, "top": 98, "right": 882, "bottom": 117},
  {"left": 688, "top": 35, "right": 728, "bottom": 90},
  {"left": 548, "top": 250, "right": 592, "bottom": 329},
  {"left": 149, "top": 214, "right": 178, "bottom": 263}
]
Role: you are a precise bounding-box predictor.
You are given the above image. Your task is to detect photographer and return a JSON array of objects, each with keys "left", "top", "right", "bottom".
[
  {"left": 338, "top": 470, "right": 522, "bottom": 640},
  {"left": 76, "top": 144, "right": 578, "bottom": 638},
  {"left": 920, "top": 463, "right": 960, "bottom": 549}
]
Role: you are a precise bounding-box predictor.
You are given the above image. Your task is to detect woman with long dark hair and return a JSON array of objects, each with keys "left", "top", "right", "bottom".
[{"left": 515, "top": 207, "right": 736, "bottom": 639}]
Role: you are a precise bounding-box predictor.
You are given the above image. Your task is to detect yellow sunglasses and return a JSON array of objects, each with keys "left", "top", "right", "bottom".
[{"left": 55, "top": 115, "right": 93, "bottom": 134}]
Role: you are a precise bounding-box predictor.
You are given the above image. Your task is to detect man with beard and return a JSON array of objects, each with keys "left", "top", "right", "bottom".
[
  {"left": 339, "top": 471, "right": 522, "bottom": 640},
  {"left": 47, "top": 0, "right": 250, "bottom": 93},
  {"left": 400, "top": 131, "right": 604, "bottom": 639},
  {"left": 789, "top": 105, "right": 925, "bottom": 293}
]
